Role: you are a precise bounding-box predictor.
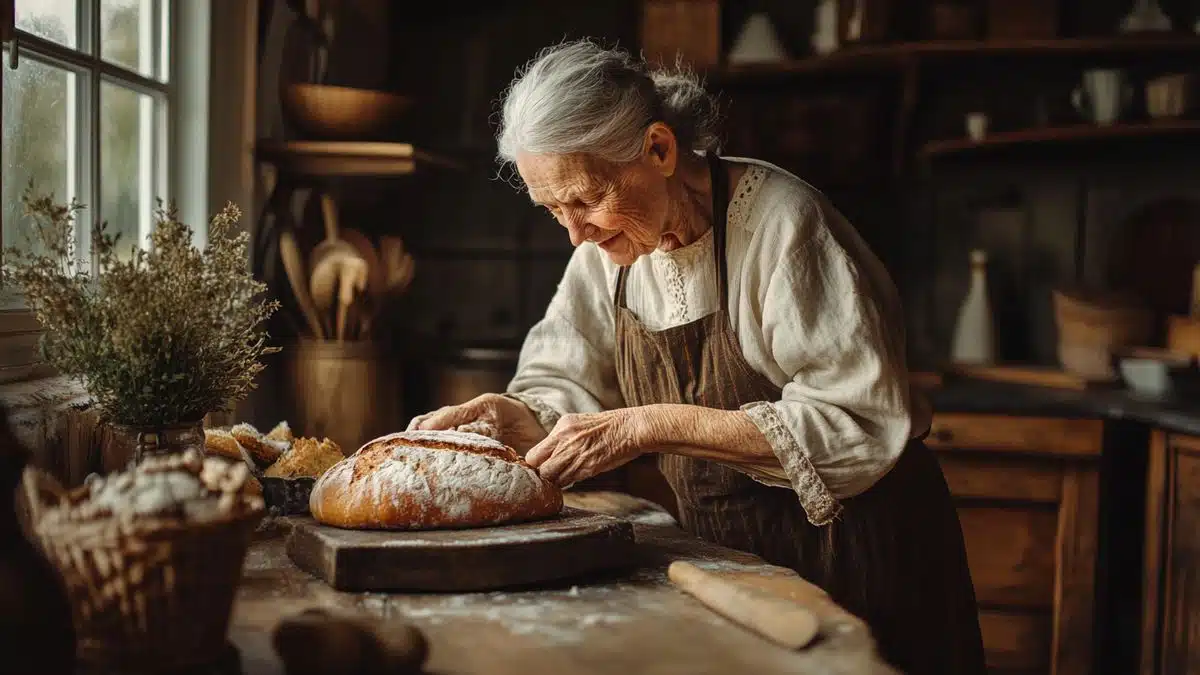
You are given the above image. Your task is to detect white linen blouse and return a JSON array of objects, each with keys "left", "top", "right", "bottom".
[{"left": 506, "top": 158, "right": 931, "bottom": 525}]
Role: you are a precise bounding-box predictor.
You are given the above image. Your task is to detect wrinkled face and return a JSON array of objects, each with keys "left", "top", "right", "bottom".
[{"left": 515, "top": 125, "right": 679, "bottom": 267}]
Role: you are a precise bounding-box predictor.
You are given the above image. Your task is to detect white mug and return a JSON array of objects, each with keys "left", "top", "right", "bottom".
[
  {"left": 965, "top": 112, "right": 989, "bottom": 141},
  {"left": 1072, "top": 69, "right": 1134, "bottom": 126}
]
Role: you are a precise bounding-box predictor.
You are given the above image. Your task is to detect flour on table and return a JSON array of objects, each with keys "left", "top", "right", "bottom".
[{"left": 393, "top": 586, "right": 642, "bottom": 644}]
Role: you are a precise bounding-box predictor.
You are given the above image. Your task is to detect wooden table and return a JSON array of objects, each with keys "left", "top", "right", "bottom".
[{"left": 229, "top": 493, "right": 898, "bottom": 675}]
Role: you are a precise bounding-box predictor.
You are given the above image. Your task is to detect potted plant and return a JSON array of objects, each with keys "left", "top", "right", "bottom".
[{"left": 1, "top": 189, "right": 279, "bottom": 464}]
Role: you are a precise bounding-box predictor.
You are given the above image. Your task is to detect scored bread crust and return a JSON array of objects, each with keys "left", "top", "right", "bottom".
[{"left": 309, "top": 430, "right": 563, "bottom": 530}]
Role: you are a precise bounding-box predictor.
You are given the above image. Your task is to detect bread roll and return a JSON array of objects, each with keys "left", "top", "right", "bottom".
[{"left": 310, "top": 430, "right": 563, "bottom": 530}]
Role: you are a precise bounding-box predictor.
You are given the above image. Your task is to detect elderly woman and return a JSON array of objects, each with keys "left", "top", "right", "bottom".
[{"left": 409, "top": 40, "right": 985, "bottom": 673}]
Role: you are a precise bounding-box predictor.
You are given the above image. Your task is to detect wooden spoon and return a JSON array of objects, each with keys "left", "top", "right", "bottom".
[
  {"left": 319, "top": 191, "right": 339, "bottom": 241},
  {"left": 278, "top": 229, "right": 325, "bottom": 339},
  {"left": 308, "top": 239, "right": 359, "bottom": 338},
  {"left": 380, "top": 235, "right": 415, "bottom": 293},
  {"left": 339, "top": 228, "right": 386, "bottom": 306},
  {"left": 336, "top": 258, "right": 368, "bottom": 343}
]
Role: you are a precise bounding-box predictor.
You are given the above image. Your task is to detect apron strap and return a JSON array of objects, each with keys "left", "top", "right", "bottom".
[
  {"left": 707, "top": 152, "right": 730, "bottom": 310},
  {"left": 613, "top": 152, "right": 730, "bottom": 310},
  {"left": 614, "top": 265, "right": 630, "bottom": 308}
]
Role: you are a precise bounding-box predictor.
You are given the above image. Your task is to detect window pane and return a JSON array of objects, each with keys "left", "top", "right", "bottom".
[
  {"left": 3, "top": 56, "right": 77, "bottom": 257},
  {"left": 101, "top": 0, "right": 158, "bottom": 78},
  {"left": 15, "top": 0, "right": 79, "bottom": 49},
  {"left": 100, "top": 82, "right": 153, "bottom": 260}
]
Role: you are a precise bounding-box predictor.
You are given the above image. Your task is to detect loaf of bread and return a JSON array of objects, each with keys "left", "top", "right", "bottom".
[{"left": 309, "top": 430, "right": 563, "bottom": 530}]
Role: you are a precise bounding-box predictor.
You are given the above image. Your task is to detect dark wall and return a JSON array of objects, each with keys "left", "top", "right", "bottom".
[
  {"left": 384, "top": 0, "right": 640, "bottom": 349},
  {"left": 378, "top": 0, "right": 1200, "bottom": 370}
]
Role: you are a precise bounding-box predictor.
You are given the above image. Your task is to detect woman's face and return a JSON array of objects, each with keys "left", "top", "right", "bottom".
[{"left": 516, "top": 127, "right": 678, "bottom": 267}]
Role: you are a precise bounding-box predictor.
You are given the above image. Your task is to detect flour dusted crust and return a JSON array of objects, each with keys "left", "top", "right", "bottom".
[{"left": 309, "top": 430, "right": 563, "bottom": 530}]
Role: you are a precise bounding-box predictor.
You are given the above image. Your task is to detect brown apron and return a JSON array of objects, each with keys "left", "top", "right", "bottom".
[{"left": 612, "top": 154, "right": 986, "bottom": 675}]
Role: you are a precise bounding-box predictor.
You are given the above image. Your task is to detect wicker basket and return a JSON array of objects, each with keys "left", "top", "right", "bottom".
[
  {"left": 1053, "top": 288, "right": 1154, "bottom": 380},
  {"left": 1052, "top": 289, "right": 1153, "bottom": 345},
  {"left": 26, "top": 469, "right": 264, "bottom": 672}
]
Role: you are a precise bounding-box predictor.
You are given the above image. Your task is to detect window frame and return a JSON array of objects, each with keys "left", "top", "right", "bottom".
[
  {"left": 3, "top": 0, "right": 172, "bottom": 306},
  {"left": 0, "top": 0, "right": 248, "bottom": 383}
]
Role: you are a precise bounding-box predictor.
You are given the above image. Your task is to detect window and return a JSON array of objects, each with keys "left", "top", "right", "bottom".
[
  {"left": 2, "top": 0, "right": 171, "bottom": 275},
  {"left": 0, "top": 0, "right": 254, "bottom": 384}
]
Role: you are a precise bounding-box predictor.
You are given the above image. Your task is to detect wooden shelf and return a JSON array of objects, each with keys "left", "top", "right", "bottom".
[
  {"left": 712, "top": 35, "right": 1200, "bottom": 81},
  {"left": 255, "top": 140, "right": 461, "bottom": 177},
  {"left": 918, "top": 119, "right": 1200, "bottom": 160}
]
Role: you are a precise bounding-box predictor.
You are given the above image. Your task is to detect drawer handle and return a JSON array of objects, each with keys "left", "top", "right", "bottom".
[{"left": 931, "top": 427, "right": 954, "bottom": 443}]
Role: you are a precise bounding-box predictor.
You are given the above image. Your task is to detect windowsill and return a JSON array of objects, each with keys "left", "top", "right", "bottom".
[
  {"left": 0, "top": 375, "right": 89, "bottom": 432},
  {"left": 0, "top": 289, "right": 27, "bottom": 311},
  {"left": 0, "top": 307, "right": 45, "bottom": 383}
]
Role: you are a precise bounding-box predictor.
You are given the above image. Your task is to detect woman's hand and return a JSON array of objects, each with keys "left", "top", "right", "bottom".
[
  {"left": 525, "top": 409, "right": 645, "bottom": 487},
  {"left": 406, "top": 393, "right": 548, "bottom": 453}
]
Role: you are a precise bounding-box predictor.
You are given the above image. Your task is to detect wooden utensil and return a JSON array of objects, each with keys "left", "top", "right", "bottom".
[
  {"left": 945, "top": 363, "right": 1089, "bottom": 390},
  {"left": 380, "top": 235, "right": 415, "bottom": 293},
  {"left": 338, "top": 228, "right": 385, "bottom": 306},
  {"left": 309, "top": 239, "right": 360, "bottom": 338},
  {"left": 668, "top": 561, "right": 820, "bottom": 650},
  {"left": 336, "top": 258, "right": 368, "bottom": 343},
  {"left": 279, "top": 229, "right": 326, "bottom": 339},
  {"left": 319, "top": 191, "right": 339, "bottom": 242}
]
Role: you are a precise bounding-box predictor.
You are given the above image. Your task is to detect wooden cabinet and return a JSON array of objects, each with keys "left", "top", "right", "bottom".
[
  {"left": 928, "top": 413, "right": 1104, "bottom": 675},
  {"left": 1141, "top": 430, "right": 1200, "bottom": 675}
]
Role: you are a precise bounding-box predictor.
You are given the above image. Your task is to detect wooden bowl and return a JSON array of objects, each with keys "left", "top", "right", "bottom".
[{"left": 282, "top": 84, "right": 413, "bottom": 141}]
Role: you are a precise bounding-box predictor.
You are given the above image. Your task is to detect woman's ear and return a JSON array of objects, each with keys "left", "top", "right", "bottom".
[{"left": 642, "top": 122, "right": 678, "bottom": 177}]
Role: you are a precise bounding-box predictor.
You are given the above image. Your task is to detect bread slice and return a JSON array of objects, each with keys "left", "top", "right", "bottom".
[
  {"left": 265, "top": 437, "right": 344, "bottom": 479},
  {"left": 232, "top": 423, "right": 288, "bottom": 465},
  {"left": 204, "top": 428, "right": 243, "bottom": 462},
  {"left": 200, "top": 442, "right": 263, "bottom": 495},
  {"left": 265, "top": 420, "right": 294, "bottom": 444},
  {"left": 244, "top": 475, "right": 263, "bottom": 496}
]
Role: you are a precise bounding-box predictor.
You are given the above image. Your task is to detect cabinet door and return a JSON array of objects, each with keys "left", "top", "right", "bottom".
[
  {"left": 1142, "top": 431, "right": 1200, "bottom": 675},
  {"left": 932, "top": 414, "right": 1102, "bottom": 675}
]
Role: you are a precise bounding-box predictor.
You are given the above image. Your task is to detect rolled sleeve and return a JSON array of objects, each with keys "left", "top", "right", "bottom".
[
  {"left": 502, "top": 392, "right": 564, "bottom": 433},
  {"left": 739, "top": 201, "right": 915, "bottom": 525},
  {"left": 741, "top": 401, "right": 843, "bottom": 525}
]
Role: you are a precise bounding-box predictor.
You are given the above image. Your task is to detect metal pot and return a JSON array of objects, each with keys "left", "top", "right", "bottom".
[{"left": 428, "top": 347, "right": 519, "bottom": 409}]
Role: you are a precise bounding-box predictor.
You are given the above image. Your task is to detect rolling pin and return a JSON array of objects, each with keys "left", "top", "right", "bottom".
[
  {"left": 272, "top": 608, "right": 428, "bottom": 675},
  {"left": 668, "top": 561, "right": 820, "bottom": 650}
]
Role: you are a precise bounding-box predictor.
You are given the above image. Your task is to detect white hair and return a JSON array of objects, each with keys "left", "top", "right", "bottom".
[{"left": 495, "top": 39, "right": 720, "bottom": 168}]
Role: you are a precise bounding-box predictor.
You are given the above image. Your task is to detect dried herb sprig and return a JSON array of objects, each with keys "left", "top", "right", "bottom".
[{"left": 2, "top": 188, "right": 280, "bottom": 426}]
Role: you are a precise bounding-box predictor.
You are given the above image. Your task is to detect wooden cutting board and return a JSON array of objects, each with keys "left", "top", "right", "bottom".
[{"left": 285, "top": 507, "right": 636, "bottom": 592}]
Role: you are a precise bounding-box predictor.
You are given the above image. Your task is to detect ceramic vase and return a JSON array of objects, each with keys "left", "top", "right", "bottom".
[{"left": 951, "top": 249, "right": 996, "bottom": 365}]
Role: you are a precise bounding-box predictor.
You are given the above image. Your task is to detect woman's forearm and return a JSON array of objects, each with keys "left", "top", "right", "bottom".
[{"left": 631, "top": 403, "right": 782, "bottom": 473}]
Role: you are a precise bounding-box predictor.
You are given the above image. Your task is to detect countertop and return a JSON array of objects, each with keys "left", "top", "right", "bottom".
[
  {"left": 927, "top": 379, "right": 1200, "bottom": 436},
  {"left": 225, "top": 492, "right": 897, "bottom": 675}
]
